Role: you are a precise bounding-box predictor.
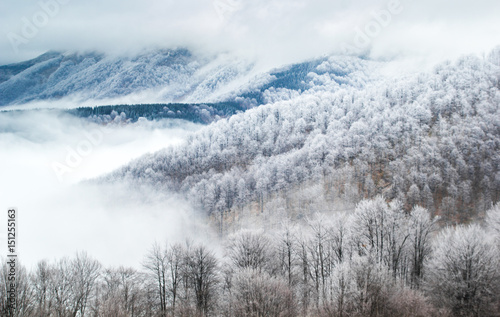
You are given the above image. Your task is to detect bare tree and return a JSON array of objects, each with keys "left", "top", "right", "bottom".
[
  {"left": 425, "top": 224, "right": 500, "bottom": 316},
  {"left": 350, "top": 197, "right": 412, "bottom": 280},
  {"left": 70, "top": 252, "right": 101, "bottom": 317},
  {"left": 295, "top": 229, "right": 313, "bottom": 315},
  {"left": 32, "top": 260, "right": 54, "bottom": 317},
  {"left": 306, "top": 215, "right": 334, "bottom": 309},
  {"left": 227, "top": 231, "right": 271, "bottom": 273},
  {"left": 322, "top": 255, "right": 393, "bottom": 317},
  {"left": 143, "top": 242, "right": 168, "bottom": 316},
  {"left": 408, "top": 206, "right": 436, "bottom": 288},
  {"left": 97, "top": 266, "right": 145, "bottom": 317},
  {"left": 273, "top": 222, "right": 300, "bottom": 287},
  {"left": 184, "top": 244, "right": 219, "bottom": 317},
  {"left": 52, "top": 258, "right": 74, "bottom": 317},
  {"left": 230, "top": 268, "right": 295, "bottom": 317},
  {"left": 166, "top": 243, "right": 184, "bottom": 316}
]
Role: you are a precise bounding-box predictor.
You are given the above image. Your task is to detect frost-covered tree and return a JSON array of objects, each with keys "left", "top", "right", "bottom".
[
  {"left": 142, "top": 242, "right": 169, "bottom": 316},
  {"left": 226, "top": 230, "right": 272, "bottom": 273},
  {"left": 183, "top": 244, "right": 219, "bottom": 317},
  {"left": 230, "top": 269, "right": 295, "bottom": 317},
  {"left": 425, "top": 224, "right": 500, "bottom": 316},
  {"left": 407, "top": 206, "right": 436, "bottom": 288}
]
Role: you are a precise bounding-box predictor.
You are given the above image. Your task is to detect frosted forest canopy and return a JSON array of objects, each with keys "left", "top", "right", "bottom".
[
  {"left": 105, "top": 49, "right": 500, "bottom": 230},
  {"left": 1, "top": 48, "right": 500, "bottom": 316}
]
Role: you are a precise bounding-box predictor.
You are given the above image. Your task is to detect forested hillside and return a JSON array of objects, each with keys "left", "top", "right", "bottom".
[
  {"left": 0, "top": 50, "right": 375, "bottom": 108},
  {"left": 2, "top": 200, "right": 500, "bottom": 316},
  {"left": 67, "top": 102, "right": 243, "bottom": 124},
  {"left": 105, "top": 50, "right": 500, "bottom": 230},
  {"left": 228, "top": 55, "right": 377, "bottom": 107}
]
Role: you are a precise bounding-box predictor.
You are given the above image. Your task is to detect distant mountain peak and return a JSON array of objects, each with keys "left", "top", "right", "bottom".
[{"left": 0, "top": 48, "right": 376, "bottom": 108}]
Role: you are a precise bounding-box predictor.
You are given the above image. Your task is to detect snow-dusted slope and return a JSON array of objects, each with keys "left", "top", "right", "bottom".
[
  {"left": 0, "top": 49, "right": 377, "bottom": 108},
  {"left": 0, "top": 49, "right": 248, "bottom": 106},
  {"left": 103, "top": 50, "right": 500, "bottom": 223}
]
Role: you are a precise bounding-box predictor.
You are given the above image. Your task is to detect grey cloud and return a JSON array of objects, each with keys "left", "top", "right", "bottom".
[{"left": 1, "top": 0, "right": 499, "bottom": 67}]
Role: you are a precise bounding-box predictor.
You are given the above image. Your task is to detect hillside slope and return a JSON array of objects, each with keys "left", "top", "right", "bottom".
[
  {"left": 103, "top": 50, "right": 500, "bottom": 228},
  {"left": 0, "top": 49, "right": 376, "bottom": 108}
]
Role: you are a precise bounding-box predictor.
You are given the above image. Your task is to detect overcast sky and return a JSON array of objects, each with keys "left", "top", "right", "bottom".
[{"left": 1, "top": 0, "right": 499, "bottom": 67}]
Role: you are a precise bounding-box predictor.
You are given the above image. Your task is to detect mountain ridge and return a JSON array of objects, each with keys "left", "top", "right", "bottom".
[{"left": 0, "top": 48, "right": 377, "bottom": 108}]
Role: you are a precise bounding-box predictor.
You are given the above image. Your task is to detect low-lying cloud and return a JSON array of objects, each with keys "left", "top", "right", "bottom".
[
  {"left": 0, "top": 110, "right": 214, "bottom": 269},
  {"left": 1, "top": 0, "right": 499, "bottom": 69}
]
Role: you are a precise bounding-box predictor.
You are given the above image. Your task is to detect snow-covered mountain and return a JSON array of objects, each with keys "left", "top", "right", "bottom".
[
  {"left": 0, "top": 49, "right": 246, "bottom": 106},
  {"left": 102, "top": 49, "right": 500, "bottom": 227},
  {"left": 0, "top": 49, "right": 377, "bottom": 108}
]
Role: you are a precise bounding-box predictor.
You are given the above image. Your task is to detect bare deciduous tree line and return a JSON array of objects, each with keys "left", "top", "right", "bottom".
[{"left": 1, "top": 199, "right": 499, "bottom": 317}]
